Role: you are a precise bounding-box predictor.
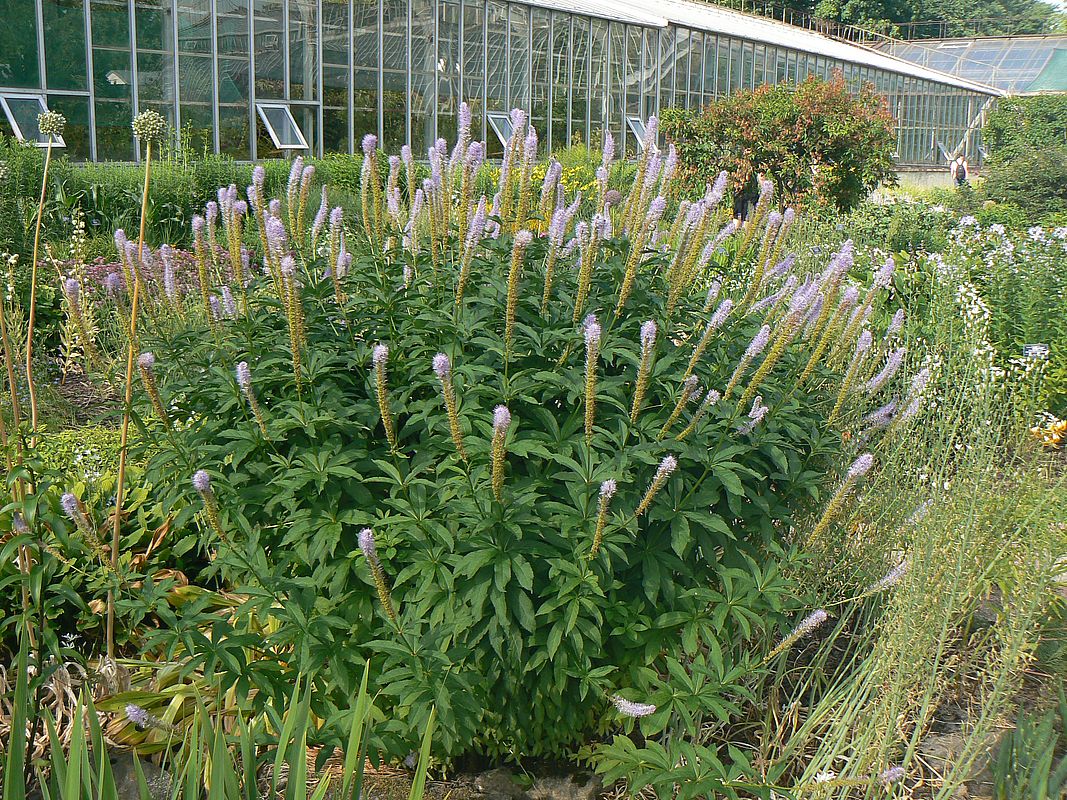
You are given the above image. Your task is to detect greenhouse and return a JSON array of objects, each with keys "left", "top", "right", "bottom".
[{"left": 1, "top": 0, "right": 999, "bottom": 165}]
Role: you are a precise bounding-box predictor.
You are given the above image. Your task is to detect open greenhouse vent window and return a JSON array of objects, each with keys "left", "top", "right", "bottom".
[
  {"left": 0, "top": 95, "right": 65, "bottom": 147},
  {"left": 256, "top": 103, "right": 309, "bottom": 149},
  {"left": 487, "top": 112, "right": 515, "bottom": 148},
  {"left": 627, "top": 116, "right": 648, "bottom": 151}
]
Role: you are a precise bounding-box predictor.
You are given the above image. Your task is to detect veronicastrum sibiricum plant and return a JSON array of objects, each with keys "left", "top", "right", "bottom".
[{"left": 105, "top": 107, "right": 930, "bottom": 764}]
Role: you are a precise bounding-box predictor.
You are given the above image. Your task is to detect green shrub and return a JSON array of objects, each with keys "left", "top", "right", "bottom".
[
  {"left": 984, "top": 95, "right": 1067, "bottom": 160},
  {"left": 982, "top": 147, "right": 1067, "bottom": 218},
  {"left": 119, "top": 119, "right": 914, "bottom": 764},
  {"left": 661, "top": 72, "right": 896, "bottom": 211}
]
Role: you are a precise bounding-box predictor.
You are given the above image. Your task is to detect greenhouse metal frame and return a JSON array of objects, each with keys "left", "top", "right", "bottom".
[{"left": 0, "top": 0, "right": 1000, "bottom": 165}]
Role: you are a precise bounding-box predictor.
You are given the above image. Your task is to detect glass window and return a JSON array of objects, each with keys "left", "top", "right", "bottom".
[
  {"left": 550, "top": 12, "right": 569, "bottom": 150},
  {"left": 570, "top": 15, "right": 588, "bottom": 147},
  {"left": 462, "top": 0, "right": 483, "bottom": 142},
  {"left": 44, "top": 0, "right": 88, "bottom": 91},
  {"left": 753, "top": 44, "right": 766, "bottom": 87},
  {"left": 0, "top": 94, "right": 66, "bottom": 146},
  {"left": 626, "top": 115, "right": 646, "bottom": 151},
  {"left": 729, "top": 39, "right": 741, "bottom": 92},
  {"left": 437, "top": 0, "right": 461, "bottom": 146},
  {"left": 509, "top": 5, "right": 529, "bottom": 114},
  {"left": 256, "top": 101, "right": 309, "bottom": 148},
  {"left": 410, "top": 0, "right": 434, "bottom": 152},
  {"left": 716, "top": 36, "right": 729, "bottom": 97},
  {"left": 689, "top": 30, "right": 702, "bottom": 108},
  {"left": 486, "top": 109, "right": 512, "bottom": 146},
  {"left": 289, "top": 0, "right": 318, "bottom": 101},
  {"left": 608, "top": 22, "right": 624, "bottom": 148},
  {"left": 48, "top": 94, "right": 90, "bottom": 160},
  {"left": 485, "top": 1, "right": 507, "bottom": 118},
  {"left": 380, "top": 0, "right": 406, "bottom": 151},
  {"left": 702, "top": 34, "right": 716, "bottom": 103},
  {"left": 588, "top": 17, "right": 607, "bottom": 150},
  {"left": 530, "top": 7, "right": 550, "bottom": 149},
  {"left": 253, "top": 0, "right": 284, "bottom": 99},
  {"left": 1, "top": 0, "right": 40, "bottom": 87},
  {"left": 659, "top": 27, "right": 675, "bottom": 111},
  {"left": 741, "top": 41, "right": 753, "bottom": 90},
  {"left": 321, "top": 0, "right": 349, "bottom": 154}
]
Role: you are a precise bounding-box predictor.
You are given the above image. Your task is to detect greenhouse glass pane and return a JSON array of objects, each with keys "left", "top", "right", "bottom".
[
  {"left": 530, "top": 7, "right": 550, "bottom": 146},
  {"left": 485, "top": 1, "right": 507, "bottom": 114},
  {"left": 380, "top": 0, "right": 406, "bottom": 150},
  {"left": 410, "top": 0, "right": 434, "bottom": 152},
  {"left": 48, "top": 94, "right": 90, "bottom": 159},
  {"left": 462, "top": 0, "right": 483, "bottom": 140},
  {"left": 44, "top": 0, "right": 88, "bottom": 91},
  {"left": 0, "top": 0, "right": 39, "bottom": 87},
  {"left": 290, "top": 0, "right": 318, "bottom": 101},
  {"left": 437, "top": 0, "right": 461, "bottom": 145},
  {"left": 256, "top": 102, "right": 309, "bottom": 147},
  {"left": 570, "top": 15, "right": 588, "bottom": 147},
  {"left": 550, "top": 13, "right": 569, "bottom": 150},
  {"left": 253, "top": 0, "right": 284, "bottom": 97},
  {"left": 509, "top": 5, "right": 529, "bottom": 113}
]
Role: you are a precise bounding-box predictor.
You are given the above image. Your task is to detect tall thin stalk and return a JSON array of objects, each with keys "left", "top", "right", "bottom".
[
  {"left": 24, "top": 113, "right": 64, "bottom": 445},
  {"left": 107, "top": 111, "right": 165, "bottom": 659}
]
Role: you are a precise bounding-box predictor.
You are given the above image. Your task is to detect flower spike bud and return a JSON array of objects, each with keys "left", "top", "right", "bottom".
[
  {"left": 631, "top": 321, "right": 658, "bottom": 424},
  {"left": 767, "top": 609, "right": 829, "bottom": 659},
  {"left": 583, "top": 315, "right": 602, "bottom": 442},
  {"left": 589, "top": 478, "right": 618, "bottom": 558},
  {"left": 433, "top": 353, "right": 467, "bottom": 460},
  {"left": 359, "top": 528, "right": 399, "bottom": 625},
  {"left": 807, "top": 455, "right": 875, "bottom": 547},
  {"left": 192, "top": 469, "right": 227, "bottom": 542},
  {"left": 611, "top": 696, "right": 656, "bottom": 718},
  {"left": 372, "top": 344, "right": 397, "bottom": 450},
  {"left": 491, "top": 405, "right": 512, "bottom": 502},
  {"left": 635, "top": 456, "right": 677, "bottom": 517}
]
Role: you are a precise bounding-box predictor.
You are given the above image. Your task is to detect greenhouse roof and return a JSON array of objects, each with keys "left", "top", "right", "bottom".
[
  {"left": 877, "top": 35, "right": 1067, "bottom": 94},
  {"left": 526, "top": 0, "right": 1001, "bottom": 94}
]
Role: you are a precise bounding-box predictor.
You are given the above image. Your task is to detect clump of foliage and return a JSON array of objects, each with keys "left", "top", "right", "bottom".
[
  {"left": 982, "top": 95, "right": 1067, "bottom": 218},
  {"left": 5, "top": 109, "right": 925, "bottom": 780},
  {"left": 71, "top": 109, "right": 922, "bottom": 765},
  {"left": 661, "top": 72, "right": 896, "bottom": 212}
]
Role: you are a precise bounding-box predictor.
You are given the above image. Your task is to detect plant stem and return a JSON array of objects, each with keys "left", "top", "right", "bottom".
[
  {"left": 107, "top": 139, "right": 153, "bottom": 660},
  {"left": 25, "top": 139, "right": 53, "bottom": 447}
]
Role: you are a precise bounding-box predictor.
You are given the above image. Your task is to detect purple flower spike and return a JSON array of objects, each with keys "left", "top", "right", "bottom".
[
  {"left": 236, "top": 361, "right": 251, "bottom": 391},
  {"left": 432, "top": 353, "right": 451, "bottom": 380},
  {"left": 847, "top": 454, "right": 874, "bottom": 480},
  {"left": 125, "top": 704, "right": 151, "bottom": 728},
  {"left": 63, "top": 278, "right": 80, "bottom": 301},
  {"left": 137, "top": 352, "right": 155, "bottom": 370},
  {"left": 357, "top": 527, "right": 377, "bottom": 561},
  {"left": 600, "top": 479, "right": 617, "bottom": 499},
  {"left": 372, "top": 344, "right": 389, "bottom": 367},
  {"left": 879, "top": 767, "right": 906, "bottom": 786},
  {"left": 611, "top": 695, "right": 656, "bottom": 718},
  {"left": 640, "top": 320, "right": 657, "bottom": 350},
  {"left": 583, "top": 314, "right": 601, "bottom": 347},
  {"left": 361, "top": 134, "right": 377, "bottom": 156},
  {"left": 192, "top": 470, "right": 211, "bottom": 495},
  {"left": 493, "top": 405, "right": 511, "bottom": 434},
  {"left": 61, "top": 493, "right": 79, "bottom": 520}
]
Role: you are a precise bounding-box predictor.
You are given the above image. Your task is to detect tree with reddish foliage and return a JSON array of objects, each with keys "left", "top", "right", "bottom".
[{"left": 661, "top": 71, "right": 897, "bottom": 212}]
